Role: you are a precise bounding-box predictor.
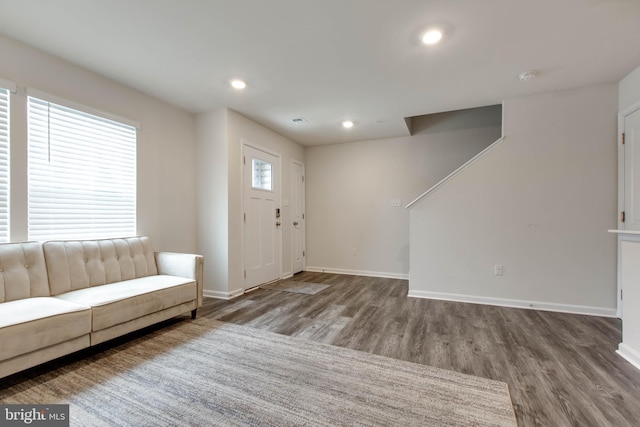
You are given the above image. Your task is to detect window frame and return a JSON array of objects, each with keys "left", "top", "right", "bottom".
[{"left": 0, "top": 80, "right": 14, "bottom": 243}]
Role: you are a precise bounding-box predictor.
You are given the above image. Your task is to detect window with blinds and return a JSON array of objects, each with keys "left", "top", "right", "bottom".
[
  {"left": 27, "top": 96, "right": 137, "bottom": 241},
  {"left": 0, "top": 88, "right": 9, "bottom": 243}
]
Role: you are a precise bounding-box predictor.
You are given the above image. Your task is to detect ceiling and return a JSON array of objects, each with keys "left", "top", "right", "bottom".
[{"left": 0, "top": 0, "right": 639, "bottom": 146}]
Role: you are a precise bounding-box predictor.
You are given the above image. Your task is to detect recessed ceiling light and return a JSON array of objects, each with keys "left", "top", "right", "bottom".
[
  {"left": 230, "top": 79, "right": 247, "bottom": 89},
  {"left": 342, "top": 120, "right": 354, "bottom": 129},
  {"left": 518, "top": 71, "right": 537, "bottom": 82},
  {"left": 421, "top": 29, "right": 443, "bottom": 45}
]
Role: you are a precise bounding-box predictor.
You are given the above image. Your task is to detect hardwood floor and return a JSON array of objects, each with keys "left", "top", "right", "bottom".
[{"left": 201, "top": 272, "right": 640, "bottom": 427}]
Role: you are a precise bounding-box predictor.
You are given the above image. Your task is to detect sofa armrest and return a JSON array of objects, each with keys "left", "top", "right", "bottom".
[{"left": 155, "top": 252, "right": 204, "bottom": 307}]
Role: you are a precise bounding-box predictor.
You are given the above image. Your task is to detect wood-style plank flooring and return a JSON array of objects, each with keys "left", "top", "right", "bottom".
[{"left": 201, "top": 272, "right": 640, "bottom": 427}]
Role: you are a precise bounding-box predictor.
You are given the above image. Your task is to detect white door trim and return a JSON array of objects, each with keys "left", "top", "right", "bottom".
[
  {"left": 241, "top": 139, "right": 283, "bottom": 291},
  {"left": 617, "top": 101, "right": 640, "bottom": 318},
  {"left": 291, "top": 159, "right": 306, "bottom": 274}
]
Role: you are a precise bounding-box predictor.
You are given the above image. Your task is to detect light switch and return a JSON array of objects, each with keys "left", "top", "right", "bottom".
[{"left": 390, "top": 199, "right": 402, "bottom": 207}]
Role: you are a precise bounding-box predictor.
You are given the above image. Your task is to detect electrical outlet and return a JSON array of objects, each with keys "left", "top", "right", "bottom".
[{"left": 494, "top": 264, "right": 503, "bottom": 276}]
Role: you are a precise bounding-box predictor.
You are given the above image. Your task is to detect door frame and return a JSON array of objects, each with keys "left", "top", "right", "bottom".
[
  {"left": 617, "top": 101, "right": 640, "bottom": 318},
  {"left": 241, "top": 139, "right": 283, "bottom": 291},
  {"left": 291, "top": 159, "right": 306, "bottom": 274}
]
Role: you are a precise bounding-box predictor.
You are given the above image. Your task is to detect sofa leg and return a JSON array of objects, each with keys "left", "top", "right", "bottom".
[{"left": 191, "top": 309, "right": 197, "bottom": 319}]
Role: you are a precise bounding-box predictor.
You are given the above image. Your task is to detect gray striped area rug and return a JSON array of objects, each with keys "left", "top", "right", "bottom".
[{"left": 0, "top": 318, "right": 517, "bottom": 426}]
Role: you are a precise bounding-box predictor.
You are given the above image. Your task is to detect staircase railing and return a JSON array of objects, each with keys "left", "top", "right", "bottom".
[{"left": 405, "top": 136, "right": 505, "bottom": 209}]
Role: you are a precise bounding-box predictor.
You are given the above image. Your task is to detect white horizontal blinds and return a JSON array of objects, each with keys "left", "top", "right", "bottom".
[
  {"left": 27, "top": 96, "right": 136, "bottom": 241},
  {"left": 0, "top": 88, "right": 9, "bottom": 243}
]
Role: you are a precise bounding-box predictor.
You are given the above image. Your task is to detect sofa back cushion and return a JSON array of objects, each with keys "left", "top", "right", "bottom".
[
  {"left": 0, "top": 242, "right": 50, "bottom": 302},
  {"left": 43, "top": 237, "right": 158, "bottom": 296}
]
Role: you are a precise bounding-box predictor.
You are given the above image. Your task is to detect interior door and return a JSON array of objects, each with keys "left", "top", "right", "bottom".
[
  {"left": 291, "top": 160, "right": 305, "bottom": 274},
  {"left": 624, "top": 108, "right": 640, "bottom": 230},
  {"left": 243, "top": 144, "right": 281, "bottom": 290}
]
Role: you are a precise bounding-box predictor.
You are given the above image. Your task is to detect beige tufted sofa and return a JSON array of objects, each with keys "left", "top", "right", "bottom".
[{"left": 0, "top": 236, "right": 203, "bottom": 379}]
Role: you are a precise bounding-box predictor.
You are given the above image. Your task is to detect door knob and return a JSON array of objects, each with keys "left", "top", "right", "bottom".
[
  {"left": 276, "top": 221, "right": 281, "bottom": 227},
  {"left": 293, "top": 221, "right": 299, "bottom": 226}
]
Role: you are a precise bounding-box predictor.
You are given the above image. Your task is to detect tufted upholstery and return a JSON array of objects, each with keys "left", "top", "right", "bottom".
[
  {"left": 1, "top": 236, "right": 203, "bottom": 379},
  {"left": 43, "top": 237, "right": 159, "bottom": 296},
  {"left": 0, "top": 242, "right": 50, "bottom": 303}
]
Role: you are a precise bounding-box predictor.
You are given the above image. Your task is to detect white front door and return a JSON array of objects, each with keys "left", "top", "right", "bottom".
[
  {"left": 291, "top": 160, "right": 305, "bottom": 274},
  {"left": 624, "top": 108, "right": 640, "bottom": 230},
  {"left": 243, "top": 144, "right": 281, "bottom": 290}
]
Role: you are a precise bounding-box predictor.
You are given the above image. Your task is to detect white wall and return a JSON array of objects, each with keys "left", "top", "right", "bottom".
[
  {"left": 196, "top": 109, "right": 229, "bottom": 296},
  {"left": 196, "top": 108, "right": 304, "bottom": 297},
  {"left": 409, "top": 84, "right": 618, "bottom": 316},
  {"left": 0, "top": 34, "right": 197, "bottom": 253},
  {"left": 305, "top": 108, "right": 502, "bottom": 278}
]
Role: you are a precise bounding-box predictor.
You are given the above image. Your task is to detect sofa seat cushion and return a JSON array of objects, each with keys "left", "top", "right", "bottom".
[
  {"left": 0, "top": 297, "right": 91, "bottom": 360},
  {"left": 54, "top": 275, "right": 196, "bottom": 331}
]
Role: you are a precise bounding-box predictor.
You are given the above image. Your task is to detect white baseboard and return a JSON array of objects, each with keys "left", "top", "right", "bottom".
[
  {"left": 203, "top": 288, "right": 244, "bottom": 300},
  {"left": 407, "top": 289, "right": 617, "bottom": 318},
  {"left": 617, "top": 343, "right": 640, "bottom": 371},
  {"left": 305, "top": 266, "right": 409, "bottom": 280},
  {"left": 204, "top": 273, "right": 298, "bottom": 299}
]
